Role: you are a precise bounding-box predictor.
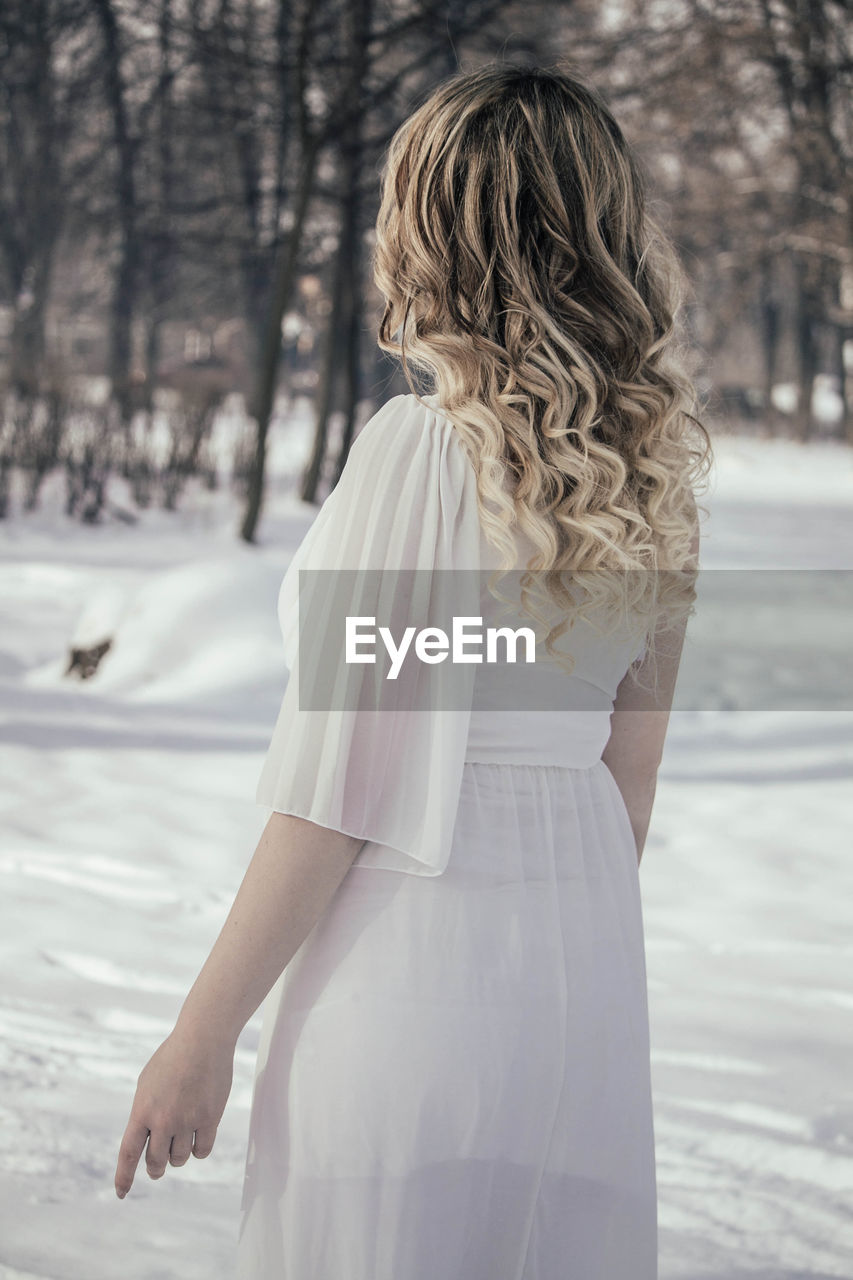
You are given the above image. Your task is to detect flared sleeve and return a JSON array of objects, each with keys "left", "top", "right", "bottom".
[{"left": 255, "top": 392, "right": 482, "bottom": 877}]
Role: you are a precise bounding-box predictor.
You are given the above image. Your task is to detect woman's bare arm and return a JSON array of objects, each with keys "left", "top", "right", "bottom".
[
  {"left": 115, "top": 813, "right": 364, "bottom": 1198},
  {"left": 602, "top": 521, "right": 699, "bottom": 865},
  {"left": 175, "top": 812, "right": 364, "bottom": 1046},
  {"left": 601, "top": 617, "right": 687, "bottom": 865}
]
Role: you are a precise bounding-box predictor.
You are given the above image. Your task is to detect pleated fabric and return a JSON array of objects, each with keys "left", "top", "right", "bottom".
[
  {"left": 238, "top": 393, "right": 658, "bottom": 1278},
  {"left": 255, "top": 392, "right": 481, "bottom": 877}
]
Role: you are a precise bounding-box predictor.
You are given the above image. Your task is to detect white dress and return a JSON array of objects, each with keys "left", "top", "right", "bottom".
[{"left": 236, "top": 393, "right": 657, "bottom": 1279}]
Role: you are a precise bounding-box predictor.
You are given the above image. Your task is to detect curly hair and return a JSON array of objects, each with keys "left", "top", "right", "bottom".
[{"left": 372, "top": 62, "right": 712, "bottom": 676}]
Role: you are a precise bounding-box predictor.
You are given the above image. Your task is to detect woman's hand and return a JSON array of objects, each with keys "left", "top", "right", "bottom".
[{"left": 115, "top": 1025, "right": 234, "bottom": 1198}]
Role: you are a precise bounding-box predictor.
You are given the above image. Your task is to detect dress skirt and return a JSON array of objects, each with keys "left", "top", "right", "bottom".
[{"left": 236, "top": 757, "right": 658, "bottom": 1280}]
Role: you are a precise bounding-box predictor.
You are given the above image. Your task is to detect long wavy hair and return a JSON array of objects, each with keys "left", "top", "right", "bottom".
[{"left": 372, "top": 62, "right": 712, "bottom": 676}]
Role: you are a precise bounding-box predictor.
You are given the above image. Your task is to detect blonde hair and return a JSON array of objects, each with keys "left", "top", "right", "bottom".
[{"left": 372, "top": 62, "right": 712, "bottom": 674}]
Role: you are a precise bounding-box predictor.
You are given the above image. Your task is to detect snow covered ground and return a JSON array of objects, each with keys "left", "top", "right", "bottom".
[{"left": 0, "top": 404, "right": 851, "bottom": 1280}]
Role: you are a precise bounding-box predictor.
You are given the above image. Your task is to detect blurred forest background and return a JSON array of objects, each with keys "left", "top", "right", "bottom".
[{"left": 0, "top": 0, "right": 850, "bottom": 537}]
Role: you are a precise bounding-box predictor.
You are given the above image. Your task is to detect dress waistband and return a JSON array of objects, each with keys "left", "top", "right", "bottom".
[{"left": 463, "top": 707, "right": 613, "bottom": 770}]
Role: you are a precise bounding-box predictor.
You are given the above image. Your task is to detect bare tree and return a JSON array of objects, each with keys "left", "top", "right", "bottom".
[
  {"left": 755, "top": 0, "right": 852, "bottom": 440},
  {"left": 301, "top": 0, "right": 374, "bottom": 501},
  {"left": 0, "top": 0, "right": 85, "bottom": 398}
]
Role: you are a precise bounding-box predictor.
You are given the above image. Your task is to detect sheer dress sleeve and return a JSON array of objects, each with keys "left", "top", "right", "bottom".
[{"left": 255, "top": 393, "right": 482, "bottom": 877}]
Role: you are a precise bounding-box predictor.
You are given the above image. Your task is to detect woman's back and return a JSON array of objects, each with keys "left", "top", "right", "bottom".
[{"left": 420, "top": 395, "right": 651, "bottom": 770}]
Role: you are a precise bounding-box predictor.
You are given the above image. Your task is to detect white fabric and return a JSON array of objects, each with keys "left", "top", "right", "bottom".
[
  {"left": 238, "top": 392, "right": 657, "bottom": 1278},
  {"left": 254, "top": 392, "right": 480, "bottom": 877}
]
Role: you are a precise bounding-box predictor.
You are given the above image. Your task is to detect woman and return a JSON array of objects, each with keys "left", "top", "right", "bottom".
[{"left": 115, "top": 63, "right": 710, "bottom": 1279}]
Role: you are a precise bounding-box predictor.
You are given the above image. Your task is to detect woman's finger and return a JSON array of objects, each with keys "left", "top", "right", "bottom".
[
  {"left": 145, "top": 1121, "right": 174, "bottom": 1179},
  {"left": 115, "top": 1116, "right": 149, "bottom": 1198},
  {"left": 192, "top": 1123, "right": 217, "bottom": 1159},
  {"left": 169, "top": 1130, "right": 195, "bottom": 1167}
]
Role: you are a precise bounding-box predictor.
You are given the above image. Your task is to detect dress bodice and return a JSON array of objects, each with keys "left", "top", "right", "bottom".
[{"left": 465, "top": 520, "right": 643, "bottom": 768}]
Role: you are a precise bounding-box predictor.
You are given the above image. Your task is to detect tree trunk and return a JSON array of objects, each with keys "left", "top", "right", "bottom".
[
  {"left": 142, "top": 0, "right": 176, "bottom": 411},
  {"left": 757, "top": 253, "right": 782, "bottom": 437},
  {"left": 301, "top": 242, "right": 349, "bottom": 504},
  {"left": 832, "top": 322, "right": 852, "bottom": 446},
  {"left": 793, "top": 258, "right": 819, "bottom": 443},
  {"left": 240, "top": 141, "right": 319, "bottom": 543},
  {"left": 8, "top": 269, "right": 51, "bottom": 400},
  {"left": 0, "top": 0, "right": 61, "bottom": 401},
  {"left": 333, "top": 173, "right": 366, "bottom": 488},
  {"left": 92, "top": 0, "right": 139, "bottom": 428},
  {"left": 304, "top": 0, "right": 373, "bottom": 499}
]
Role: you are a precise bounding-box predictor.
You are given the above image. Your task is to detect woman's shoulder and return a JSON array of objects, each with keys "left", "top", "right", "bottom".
[
  {"left": 352, "top": 391, "right": 455, "bottom": 452},
  {"left": 322, "top": 393, "right": 475, "bottom": 524}
]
